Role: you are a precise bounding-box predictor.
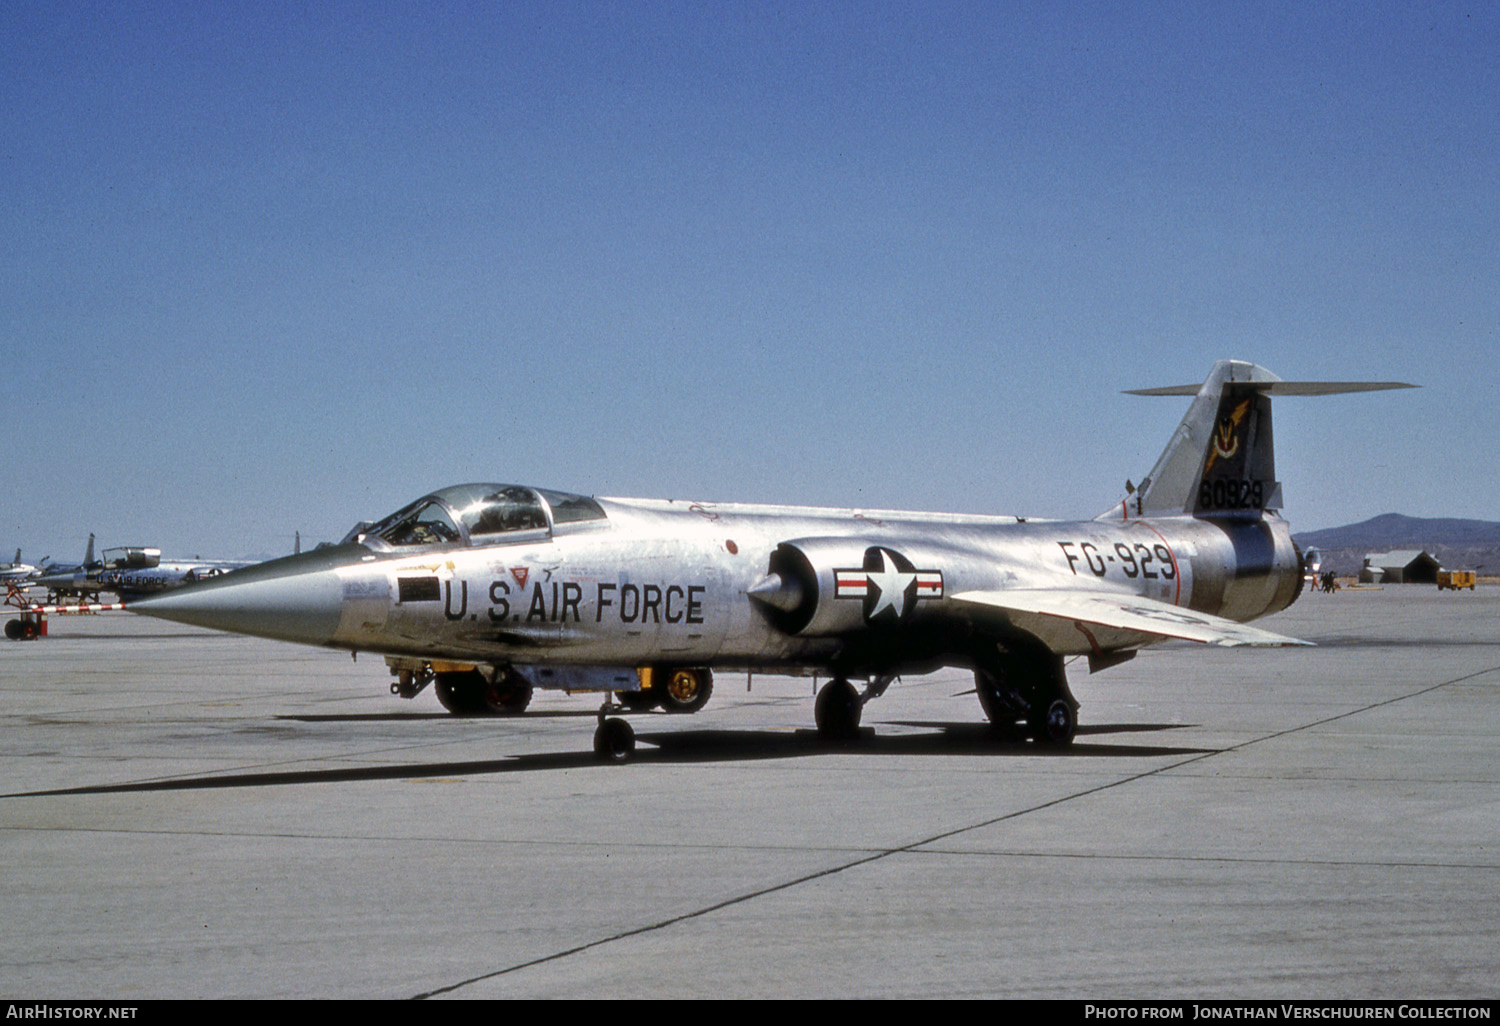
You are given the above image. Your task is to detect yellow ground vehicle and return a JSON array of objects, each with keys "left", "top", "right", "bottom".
[{"left": 1438, "top": 570, "right": 1476, "bottom": 591}]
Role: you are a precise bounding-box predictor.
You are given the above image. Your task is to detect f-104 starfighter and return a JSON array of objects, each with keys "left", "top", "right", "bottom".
[{"left": 131, "top": 360, "right": 1413, "bottom": 760}]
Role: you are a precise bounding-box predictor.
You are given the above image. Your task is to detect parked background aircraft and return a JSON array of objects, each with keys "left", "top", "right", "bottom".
[
  {"left": 35, "top": 540, "right": 253, "bottom": 602},
  {"left": 132, "top": 360, "right": 1412, "bottom": 760},
  {"left": 20, "top": 534, "right": 96, "bottom": 599},
  {"left": 1, "top": 550, "right": 40, "bottom": 584}
]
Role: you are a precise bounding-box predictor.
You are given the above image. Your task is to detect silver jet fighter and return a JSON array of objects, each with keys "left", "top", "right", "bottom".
[
  {"left": 1, "top": 549, "right": 40, "bottom": 584},
  {"left": 131, "top": 361, "right": 1413, "bottom": 760},
  {"left": 35, "top": 541, "right": 252, "bottom": 602}
]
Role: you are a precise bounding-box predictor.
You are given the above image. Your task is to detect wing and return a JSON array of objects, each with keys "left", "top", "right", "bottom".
[{"left": 952, "top": 588, "right": 1310, "bottom": 648}]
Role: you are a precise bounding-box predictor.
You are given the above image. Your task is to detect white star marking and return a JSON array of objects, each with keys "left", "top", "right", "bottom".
[{"left": 865, "top": 549, "right": 916, "bottom": 621}]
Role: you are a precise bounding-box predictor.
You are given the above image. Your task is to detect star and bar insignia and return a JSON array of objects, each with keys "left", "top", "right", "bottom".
[{"left": 834, "top": 547, "right": 943, "bottom": 624}]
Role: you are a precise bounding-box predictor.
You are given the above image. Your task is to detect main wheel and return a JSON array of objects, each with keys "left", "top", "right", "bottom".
[
  {"left": 976, "top": 642, "right": 1078, "bottom": 744},
  {"left": 814, "top": 678, "right": 862, "bottom": 741},
  {"left": 1029, "top": 697, "right": 1077, "bottom": 747},
  {"left": 974, "top": 668, "right": 1017, "bottom": 726},
  {"left": 659, "top": 667, "right": 713, "bottom": 714},
  {"left": 482, "top": 672, "right": 533, "bottom": 715},
  {"left": 433, "top": 671, "right": 487, "bottom": 715},
  {"left": 436, "top": 669, "right": 532, "bottom": 715},
  {"left": 593, "top": 717, "right": 635, "bottom": 763}
]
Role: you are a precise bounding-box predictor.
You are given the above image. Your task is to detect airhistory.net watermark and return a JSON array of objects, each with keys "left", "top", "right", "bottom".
[{"left": 5, "top": 1007, "right": 137, "bottom": 1020}]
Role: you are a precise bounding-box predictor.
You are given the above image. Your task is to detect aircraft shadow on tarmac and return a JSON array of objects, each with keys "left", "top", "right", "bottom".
[
  {"left": 286, "top": 710, "right": 606, "bottom": 722},
  {"left": 3, "top": 721, "right": 1214, "bottom": 799},
  {"left": 635, "top": 721, "right": 1210, "bottom": 764},
  {"left": 1303, "top": 635, "right": 1500, "bottom": 648}
]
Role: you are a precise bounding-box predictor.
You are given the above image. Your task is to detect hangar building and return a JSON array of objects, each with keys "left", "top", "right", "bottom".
[{"left": 1359, "top": 550, "right": 1442, "bottom": 584}]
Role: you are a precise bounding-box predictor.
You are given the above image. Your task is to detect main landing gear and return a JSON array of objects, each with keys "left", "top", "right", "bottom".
[
  {"left": 434, "top": 669, "right": 534, "bottom": 715},
  {"left": 399, "top": 666, "right": 533, "bottom": 716},
  {"left": 813, "top": 674, "right": 896, "bottom": 742},
  {"left": 973, "top": 642, "right": 1079, "bottom": 747}
]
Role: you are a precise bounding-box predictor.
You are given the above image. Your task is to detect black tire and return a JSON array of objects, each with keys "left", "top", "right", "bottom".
[
  {"left": 976, "top": 642, "right": 1077, "bottom": 743},
  {"left": 593, "top": 717, "right": 635, "bottom": 763},
  {"left": 433, "top": 671, "right": 487, "bottom": 715},
  {"left": 974, "top": 668, "right": 1012, "bottom": 725},
  {"left": 814, "top": 678, "right": 861, "bottom": 741},
  {"left": 482, "top": 672, "right": 533, "bottom": 715},
  {"left": 4, "top": 619, "right": 21, "bottom": 641},
  {"left": 435, "top": 669, "right": 531, "bottom": 715},
  {"left": 659, "top": 667, "right": 713, "bottom": 714},
  {"left": 1029, "top": 697, "right": 1077, "bottom": 747}
]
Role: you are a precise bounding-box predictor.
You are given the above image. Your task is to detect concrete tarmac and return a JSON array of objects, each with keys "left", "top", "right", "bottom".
[{"left": 1, "top": 586, "right": 1496, "bottom": 999}]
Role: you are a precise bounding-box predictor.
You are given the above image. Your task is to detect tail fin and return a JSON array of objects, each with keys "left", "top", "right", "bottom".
[
  {"left": 83, "top": 533, "right": 95, "bottom": 566},
  {"left": 1105, "top": 360, "right": 1415, "bottom": 520}
]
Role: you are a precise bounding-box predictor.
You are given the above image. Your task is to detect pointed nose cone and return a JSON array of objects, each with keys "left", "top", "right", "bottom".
[
  {"left": 35, "top": 571, "right": 83, "bottom": 592},
  {"left": 130, "top": 548, "right": 358, "bottom": 647},
  {"left": 747, "top": 572, "right": 804, "bottom": 613}
]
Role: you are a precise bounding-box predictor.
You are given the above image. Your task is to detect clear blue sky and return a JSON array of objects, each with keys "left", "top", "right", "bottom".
[{"left": 5, "top": 1, "right": 1496, "bottom": 560}]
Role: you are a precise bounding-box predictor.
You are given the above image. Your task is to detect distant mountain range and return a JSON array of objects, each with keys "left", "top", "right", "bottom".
[{"left": 1294, "top": 514, "right": 1500, "bottom": 575}]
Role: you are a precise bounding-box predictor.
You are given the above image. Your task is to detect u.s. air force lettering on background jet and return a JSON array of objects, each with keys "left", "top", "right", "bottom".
[
  {"left": 131, "top": 360, "right": 1414, "bottom": 760},
  {"left": 29, "top": 533, "right": 254, "bottom": 603}
]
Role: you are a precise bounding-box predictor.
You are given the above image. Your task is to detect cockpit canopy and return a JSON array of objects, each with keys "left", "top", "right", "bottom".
[{"left": 349, "top": 484, "right": 606, "bottom": 549}]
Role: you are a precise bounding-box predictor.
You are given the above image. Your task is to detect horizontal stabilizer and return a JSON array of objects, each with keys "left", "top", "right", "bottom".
[
  {"left": 953, "top": 588, "right": 1311, "bottom": 648},
  {"left": 1126, "top": 381, "right": 1416, "bottom": 397},
  {"left": 1113, "top": 362, "right": 1418, "bottom": 519}
]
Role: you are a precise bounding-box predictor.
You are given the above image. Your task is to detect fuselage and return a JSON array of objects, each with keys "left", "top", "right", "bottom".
[
  {"left": 155, "top": 493, "right": 1303, "bottom": 678},
  {"left": 36, "top": 561, "right": 237, "bottom": 600},
  {"left": 117, "top": 361, "right": 1410, "bottom": 755}
]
